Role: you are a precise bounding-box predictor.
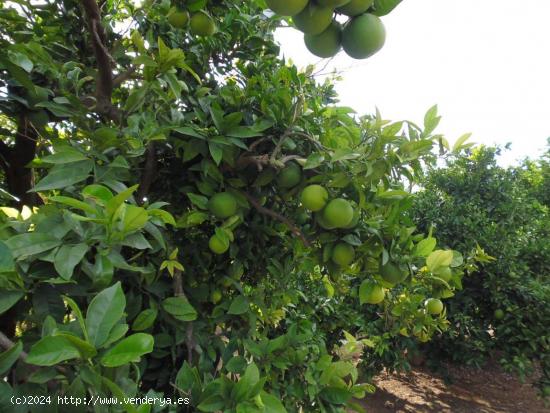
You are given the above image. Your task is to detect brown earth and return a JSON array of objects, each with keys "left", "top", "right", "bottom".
[{"left": 360, "top": 360, "right": 550, "bottom": 413}]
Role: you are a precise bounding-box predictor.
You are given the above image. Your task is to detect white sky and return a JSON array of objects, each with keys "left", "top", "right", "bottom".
[{"left": 275, "top": 0, "right": 550, "bottom": 166}]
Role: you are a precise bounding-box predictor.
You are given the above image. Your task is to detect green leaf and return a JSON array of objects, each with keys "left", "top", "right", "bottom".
[
  {"left": 426, "top": 250, "right": 453, "bottom": 272},
  {"left": 226, "top": 126, "right": 263, "bottom": 138},
  {"left": 422, "top": 104, "right": 441, "bottom": 135},
  {"left": 414, "top": 237, "right": 436, "bottom": 257},
  {"left": 102, "top": 376, "right": 139, "bottom": 413},
  {"left": 147, "top": 208, "right": 176, "bottom": 226},
  {"left": 452, "top": 133, "right": 473, "bottom": 153},
  {"left": 132, "top": 308, "right": 158, "bottom": 331},
  {"left": 260, "top": 392, "right": 287, "bottom": 413},
  {"left": 50, "top": 196, "right": 98, "bottom": 215},
  {"left": 6, "top": 233, "right": 62, "bottom": 259},
  {"left": 303, "top": 153, "right": 324, "bottom": 169},
  {"left": 187, "top": 193, "right": 209, "bottom": 209},
  {"left": 175, "top": 361, "right": 200, "bottom": 392},
  {"left": 319, "top": 386, "right": 352, "bottom": 404},
  {"left": 0, "top": 241, "right": 15, "bottom": 272},
  {"left": 102, "top": 324, "right": 129, "bottom": 348},
  {"left": 54, "top": 332, "right": 97, "bottom": 359},
  {"left": 82, "top": 184, "right": 114, "bottom": 204},
  {"left": 122, "top": 205, "right": 149, "bottom": 232},
  {"left": 54, "top": 243, "right": 88, "bottom": 280},
  {"left": 26, "top": 336, "right": 80, "bottom": 366},
  {"left": 124, "top": 86, "right": 148, "bottom": 113},
  {"left": 86, "top": 282, "right": 126, "bottom": 347},
  {"left": 197, "top": 395, "right": 225, "bottom": 412},
  {"left": 8, "top": 51, "right": 33, "bottom": 72},
  {"left": 228, "top": 295, "right": 249, "bottom": 315},
  {"left": 231, "top": 362, "right": 259, "bottom": 402},
  {"left": 100, "top": 333, "right": 154, "bottom": 367},
  {"left": 105, "top": 185, "right": 139, "bottom": 218},
  {"left": 41, "top": 146, "right": 87, "bottom": 164},
  {"left": 0, "top": 341, "right": 22, "bottom": 375},
  {"left": 177, "top": 211, "right": 208, "bottom": 228},
  {"left": 63, "top": 296, "right": 88, "bottom": 342},
  {"left": 226, "top": 356, "right": 247, "bottom": 373},
  {"left": 32, "top": 160, "right": 93, "bottom": 191},
  {"left": 208, "top": 142, "right": 223, "bottom": 165},
  {"left": 162, "top": 296, "right": 197, "bottom": 321},
  {"left": 0, "top": 291, "right": 23, "bottom": 315}
]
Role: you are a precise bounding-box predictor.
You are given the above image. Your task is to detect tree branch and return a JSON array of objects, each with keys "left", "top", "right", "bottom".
[
  {"left": 113, "top": 66, "right": 136, "bottom": 88},
  {"left": 0, "top": 331, "right": 28, "bottom": 361},
  {"left": 80, "top": 0, "right": 118, "bottom": 120},
  {"left": 137, "top": 142, "right": 157, "bottom": 205},
  {"left": 173, "top": 269, "right": 195, "bottom": 364},
  {"left": 241, "top": 192, "right": 311, "bottom": 247}
]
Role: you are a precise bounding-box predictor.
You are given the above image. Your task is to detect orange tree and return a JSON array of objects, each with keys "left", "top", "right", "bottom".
[
  {"left": 0, "top": 0, "right": 482, "bottom": 411},
  {"left": 412, "top": 146, "right": 550, "bottom": 396}
]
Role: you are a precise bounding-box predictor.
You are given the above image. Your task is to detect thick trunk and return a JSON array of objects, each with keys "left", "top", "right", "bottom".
[{"left": 6, "top": 115, "right": 41, "bottom": 208}]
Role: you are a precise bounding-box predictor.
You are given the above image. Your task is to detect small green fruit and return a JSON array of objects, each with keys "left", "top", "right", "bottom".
[
  {"left": 363, "top": 284, "right": 385, "bottom": 304},
  {"left": 380, "top": 261, "right": 407, "bottom": 285},
  {"left": 209, "top": 234, "right": 229, "bottom": 254},
  {"left": 190, "top": 11, "right": 216, "bottom": 36},
  {"left": 323, "top": 198, "right": 354, "bottom": 228},
  {"left": 301, "top": 184, "right": 329, "bottom": 211},
  {"left": 494, "top": 309, "right": 505, "bottom": 320},
  {"left": 425, "top": 298, "right": 444, "bottom": 315},
  {"left": 315, "top": 211, "right": 336, "bottom": 230},
  {"left": 210, "top": 289, "right": 222, "bottom": 304},
  {"left": 266, "top": 0, "right": 308, "bottom": 16},
  {"left": 343, "top": 207, "right": 360, "bottom": 229},
  {"left": 336, "top": 0, "right": 374, "bottom": 16},
  {"left": 342, "top": 13, "right": 386, "bottom": 59},
  {"left": 277, "top": 162, "right": 302, "bottom": 188},
  {"left": 168, "top": 10, "right": 190, "bottom": 28},
  {"left": 317, "top": 0, "right": 351, "bottom": 7},
  {"left": 331, "top": 242, "right": 355, "bottom": 267},
  {"left": 208, "top": 192, "right": 237, "bottom": 219},
  {"left": 293, "top": 3, "right": 333, "bottom": 35},
  {"left": 304, "top": 20, "right": 342, "bottom": 58}
]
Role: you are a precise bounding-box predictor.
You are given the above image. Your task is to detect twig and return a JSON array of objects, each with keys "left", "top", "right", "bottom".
[
  {"left": 80, "top": 0, "right": 118, "bottom": 121},
  {"left": 136, "top": 142, "right": 157, "bottom": 205},
  {"left": 235, "top": 154, "right": 270, "bottom": 171},
  {"left": 0, "top": 331, "right": 28, "bottom": 360},
  {"left": 173, "top": 269, "right": 195, "bottom": 364},
  {"left": 113, "top": 66, "right": 137, "bottom": 88},
  {"left": 241, "top": 192, "right": 311, "bottom": 247}
]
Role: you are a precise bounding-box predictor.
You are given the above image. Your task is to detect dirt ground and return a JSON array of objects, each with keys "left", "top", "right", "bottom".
[{"left": 360, "top": 361, "right": 550, "bottom": 413}]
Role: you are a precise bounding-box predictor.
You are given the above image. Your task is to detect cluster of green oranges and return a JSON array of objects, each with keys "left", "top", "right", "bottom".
[
  {"left": 266, "top": 0, "right": 386, "bottom": 59},
  {"left": 166, "top": 5, "right": 216, "bottom": 36}
]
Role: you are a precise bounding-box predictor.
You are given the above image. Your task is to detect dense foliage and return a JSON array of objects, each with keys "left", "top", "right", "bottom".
[
  {"left": 0, "top": 0, "right": 487, "bottom": 411},
  {"left": 412, "top": 145, "right": 550, "bottom": 395}
]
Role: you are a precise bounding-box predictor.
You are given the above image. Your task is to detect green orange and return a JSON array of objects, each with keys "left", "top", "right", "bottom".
[
  {"left": 304, "top": 20, "right": 342, "bottom": 58},
  {"left": 300, "top": 184, "right": 329, "bottom": 211},
  {"left": 342, "top": 13, "right": 386, "bottom": 59},
  {"left": 190, "top": 11, "right": 216, "bottom": 36},
  {"left": 425, "top": 298, "right": 444, "bottom": 315},
  {"left": 336, "top": 0, "right": 374, "bottom": 16},
  {"left": 277, "top": 162, "right": 302, "bottom": 188},
  {"left": 322, "top": 198, "right": 354, "bottom": 228},
  {"left": 331, "top": 242, "right": 355, "bottom": 267},
  {"left": 209, "top": 234, "right": 229, "bottom": 254},
  {"left": 266, "top": 0, "right": 308, "bottom": 16},
  {"left": 293, "top": 3, "right": 333, "bottom": 35},
  {"left": 208, "top": 192, "right": 237, "bottom": 219}
]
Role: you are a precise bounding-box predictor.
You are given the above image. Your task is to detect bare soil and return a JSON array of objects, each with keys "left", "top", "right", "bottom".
[{"left": 360, "top": 360, "right": 550, "bottom": 413}]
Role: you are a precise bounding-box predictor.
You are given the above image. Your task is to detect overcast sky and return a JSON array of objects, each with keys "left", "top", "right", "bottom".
[{"left": 275, "top": 0, "right": 550, "bottom": 166}]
